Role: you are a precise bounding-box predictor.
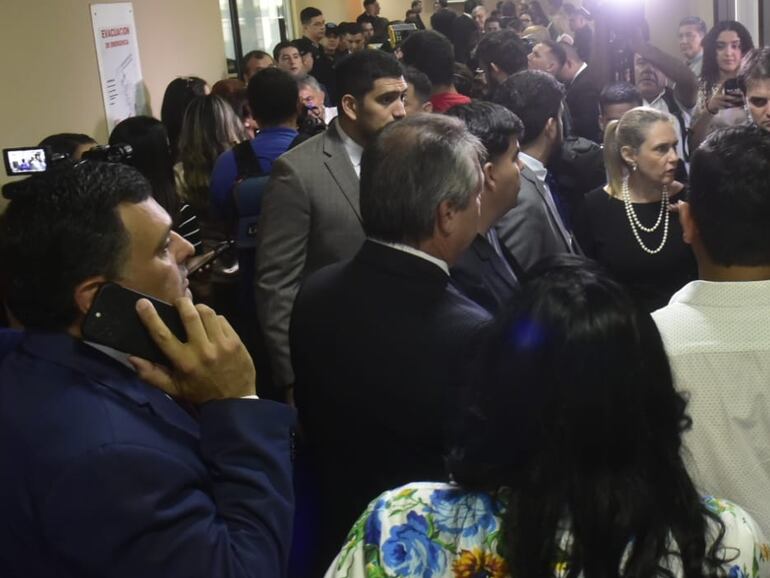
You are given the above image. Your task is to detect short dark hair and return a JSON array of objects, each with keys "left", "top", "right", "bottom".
[
  {"left": 679, "top": 16, "right": 706, "bottom": 36},
  {"left": 492, "top": 70, "right": 565, "bottom": 146},
  {"left": 345, "top": 22, "right": 363, "bottom": 36},
  {"left": 38, "top": 133, "right": 97, "bottom": 159},
  {"left": 445, "top": 101, "right": 524, "bottom": 162},
  {"left": 430, "top": 6, "right": 456, "bottom": 38},
  {"left": 272, "top": 40, "right": 297, "bottom": 61},
  {"left": 400, "top": 30, "right": 455, "bottom": 87},
  {"left": 247, "top": 67, "right": 299, "bottom": 125},
  {"left": 0, "top": 162, "right": 151, "bottom": 330},
  {"left": 476, "top": 30, "right": 528, "bottom": 75},
  {"left": 541, "top": 39, "right": 567, "bottom": 68},
  {"left": 242, "top": 49, "right": 272, "bottom": 66},
  {"left": 738, "top": 47, "right": 770, "bottom": 93},
  {"left": 599, "top": 81, "right": 643, "bottom": 109},
  {"left": 404, "top": 66, "right": 432, "bottom": 104},
  {"left": 689, "top": 125, "right": 770, "bottom": 267},
  {"left": 360, "top": 114, "right": 484, "bottom": 244},
  {"left": 334, "top": 50, "right": 403, "bottom": 109},
  {"left": 411, "top": 0, "right": 421, "bottom": 7},
  {"left": 292, "top": 37, "right": 315, "bottom": 56},
  {"left": 300, "top": 6, "right": 322, "bottom": 25}
]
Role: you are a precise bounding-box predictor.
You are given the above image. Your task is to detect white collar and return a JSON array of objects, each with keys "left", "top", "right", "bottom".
[
  {"left": 669, "top": 279, "right": 770, "bottom": 308},
  {"left": 573, "top": 62, "right": 588, "bottom": 81},
  {"left": 369, "top": 238, "right": 450, "bottom": 275},
  {"left": 336, "top": 119, "right": 364, "bottom": 174},
  {"left": 519, "top": 151, "right": 547, "bottom": 181}
]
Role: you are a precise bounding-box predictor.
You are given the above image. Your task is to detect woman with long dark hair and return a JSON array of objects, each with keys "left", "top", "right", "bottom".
[
  {"left": 109, "top": 116, "right": 201, "bottom": 252},
  {"left": 160, "top": 76, "right": 208, "bottom": 162},
  {"left": 325, "top": 256, "right": 768, "bottom": 578},
  {"left": 691, "top": 21, "right": 754, "bottom": 148}
]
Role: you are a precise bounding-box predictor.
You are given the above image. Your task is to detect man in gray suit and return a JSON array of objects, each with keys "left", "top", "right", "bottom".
[
  {"left": 491, "top": 70, "right": 579, "bottom": 271},
  {"left": 255, "top": 50, "right": 407, "bottom": 398}
]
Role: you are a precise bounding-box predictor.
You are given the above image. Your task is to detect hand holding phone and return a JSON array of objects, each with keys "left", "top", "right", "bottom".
[
  {"left": 130, "top": 297, "right": 256, "bottom": 404},
  {"left": 723, "top": 78, "right": 744, "bottom": 107}
]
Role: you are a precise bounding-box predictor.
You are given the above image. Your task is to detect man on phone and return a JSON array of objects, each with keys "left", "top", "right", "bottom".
[{"left": 0, "top": 161, "right": 295, "bottom": 577}]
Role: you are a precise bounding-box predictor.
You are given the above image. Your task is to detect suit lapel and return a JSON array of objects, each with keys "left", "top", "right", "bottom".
[
  {"left": 521, "top": 165, "right": 573, "bottom": 252},
  {"left": 323, "top": 121, "right": 363, "bottom": 223},
  {"left": 473, "top": 235, "right": 518, "bottom": 290}
]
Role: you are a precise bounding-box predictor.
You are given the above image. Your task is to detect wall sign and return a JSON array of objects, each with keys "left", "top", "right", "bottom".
[{"left": 91, "top": 3, "right": 146, "bottom": 132}]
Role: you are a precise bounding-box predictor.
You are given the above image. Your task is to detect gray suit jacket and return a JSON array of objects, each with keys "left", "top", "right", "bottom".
[
  {"left": 255, "top": 120, "right": 365, "bottom": 387},
  {"left": 495, "top": 163, "right": 577, "bottom": 272}
]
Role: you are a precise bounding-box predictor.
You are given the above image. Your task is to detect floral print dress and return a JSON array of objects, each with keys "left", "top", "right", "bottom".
[{"left": 325, "top": 482, "right": 770, "bottom": 578}]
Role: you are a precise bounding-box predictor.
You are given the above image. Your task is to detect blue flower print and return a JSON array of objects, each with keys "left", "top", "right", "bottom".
[
  {"left": 729, "top": 565, "right": 746, "bottom": 578},
  {"left": 382, "top": 512, "right": 446, "bottom": 577},
  {"left": 429, "top": 489, "right": 497, "bottom": 538},
  {"left": 365, "top": 498, "right": 385, "bottom": 545}
]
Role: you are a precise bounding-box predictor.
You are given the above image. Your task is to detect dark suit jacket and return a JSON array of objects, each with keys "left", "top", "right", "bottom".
[
  {"left": 256, "top": 120, "right": 365, "bottom": 388},
  {"left": 291, "top": 240, "right": 492, "bottom": 568},
  {"left": 0, "top": 333, "right": 295, "bottom": 578},
  {"left": 566, "top": 66, "right": 602, "bottom": 143},
  {"left": 496, "top": 163, "right": 579, "bottom": 272},
  {"left": 451, "top": 233, "right": 523, "bottom": 314}
]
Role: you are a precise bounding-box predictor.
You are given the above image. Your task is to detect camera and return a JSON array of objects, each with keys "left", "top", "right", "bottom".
[
  {"left": 388, "top": 23, "right": 418, "bottom": 47},
  {"left": 2, "top": 143, "right": 134, "bottom": 200}
]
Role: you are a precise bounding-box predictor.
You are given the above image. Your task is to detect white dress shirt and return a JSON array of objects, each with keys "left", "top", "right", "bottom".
[
  {"left": 369, "top": 238, "right": 449, "bottom": 275},
  {"left": 653, "top": 279, "right": 770, "bottom": 534},
  {"left": 337, "top": 121, "right": 364, "bottom": 178}
]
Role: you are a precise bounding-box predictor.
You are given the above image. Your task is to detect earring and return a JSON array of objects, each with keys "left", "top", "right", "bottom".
[{"left": 630, "top": 163, "right": 637, "bottom": 172}]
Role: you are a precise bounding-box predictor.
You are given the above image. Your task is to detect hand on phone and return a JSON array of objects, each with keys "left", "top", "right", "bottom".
[{"left": 129, "top": 298, "right": 256, "bottom": 404}]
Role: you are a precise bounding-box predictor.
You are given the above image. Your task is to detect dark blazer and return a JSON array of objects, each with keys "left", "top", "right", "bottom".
[
  {"left": 291, "top": 240, "right": 492, "bottom": 569},
  {"left": 566, "top": 66, "right": 602, "bottom": 143},
  {"left": 256, "top": 119, "right": 366, "bottom": 388},
  {"left": 496, "top": 163, "right": 579, "bottom": 272},
  {"left": 451, "top": 233, "right": 523, "bottom": 314},
  {"left": 0, "top": 333, "right": 296, "bottom": 578}
]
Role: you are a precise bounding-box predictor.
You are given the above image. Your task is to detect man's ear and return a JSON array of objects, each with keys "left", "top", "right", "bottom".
[
  {"left": 435, "top": 199, "right": 456, "bottom": 237},
  {"left": 73, "top": 276, "right": 108, "bottom": 317},
  {"left": 678, "top": 201, "right": 698, "bottom": 246},
  {"left": 421, "top": 100, "right": 434, "bottom": 113},
  {"left": 340, "top": 94, "right": 358, "bottom": 121},
  {"left": 545, "top": 116, "right": 557, "bottom": 141},
  {"left": 482, "top": 160, "right": 496, "bottom": 193}
]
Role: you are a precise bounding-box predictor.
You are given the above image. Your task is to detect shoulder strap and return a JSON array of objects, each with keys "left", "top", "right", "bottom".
[{"left": 233, "top": 140, "right": 265, "bottom": 180}]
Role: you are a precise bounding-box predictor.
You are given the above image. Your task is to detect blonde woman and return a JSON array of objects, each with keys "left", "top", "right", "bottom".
[{"left": 574, "top": 107, "right": 696, "bottom": 311}]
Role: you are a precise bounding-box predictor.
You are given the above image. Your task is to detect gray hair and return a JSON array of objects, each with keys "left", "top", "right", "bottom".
[
  {"left": 296, "top": 73, "right": 324, "bottom": 94},
  {"left": 360, "top": 114, "right": 484, "bottom": 244}
]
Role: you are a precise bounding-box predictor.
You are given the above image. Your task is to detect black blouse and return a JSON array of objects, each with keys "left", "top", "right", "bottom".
[{"left": 574, "top": 187, "right": 697, "bottom": 312}]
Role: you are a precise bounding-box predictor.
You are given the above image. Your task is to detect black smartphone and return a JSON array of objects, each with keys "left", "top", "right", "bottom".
[
  {"left": 82, "top": 283, "right": 187, "bottom": 366},
  {"left": 187, "top": 240, "right": 234, "bottom": 277},
  {"left": 3, "top": 146, "right": 51, "bottom": 176},
  {"left": 723, "top": 78, "right": 744, "bottom": 104}
]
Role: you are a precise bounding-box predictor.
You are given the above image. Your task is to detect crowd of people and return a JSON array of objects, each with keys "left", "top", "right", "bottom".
[{"left": 2, "top": 0, "right": 770, "bottom": 577}]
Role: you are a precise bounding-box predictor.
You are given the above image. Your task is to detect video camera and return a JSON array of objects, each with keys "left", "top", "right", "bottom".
[{"left": 2, "top": 143, "right": 133, "bottom": 199}]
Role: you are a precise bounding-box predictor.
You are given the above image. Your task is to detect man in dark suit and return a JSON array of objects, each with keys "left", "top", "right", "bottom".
[
  {"left": 447, "top": 101, "right": 526, "bottom": 313},
  {"left": 292, "top": 115, "right": 492, "bottom": 570},
  {"left": 557, "top": 41, "right": 602, "bottom": 143},
  {"left": 492, "top": 70, "right": 581, "bottom": 271},
  {"left": 0, "top": 162, "right": 295, "bottom": 578},
  {"left": 255, "top": 50, "right": 406, "bottom": 401}
]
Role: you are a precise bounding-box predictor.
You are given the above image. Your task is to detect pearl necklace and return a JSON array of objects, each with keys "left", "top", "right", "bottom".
[{"left": 621, "top": 175, "right": 669, "bottom": 255}]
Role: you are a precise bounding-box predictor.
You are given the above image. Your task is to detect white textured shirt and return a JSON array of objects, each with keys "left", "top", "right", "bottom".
[{"left": 653, "top": 279, "right": 770, "bottom": 534}]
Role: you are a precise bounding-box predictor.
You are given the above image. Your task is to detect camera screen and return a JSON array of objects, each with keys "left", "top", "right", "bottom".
[{"left": 4, "top": 148, "right": 47, "bottom": 175}]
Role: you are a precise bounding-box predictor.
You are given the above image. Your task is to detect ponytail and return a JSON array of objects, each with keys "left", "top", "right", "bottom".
[{"left": 603, "top": 120, "right": 623, "bottom": 197}]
